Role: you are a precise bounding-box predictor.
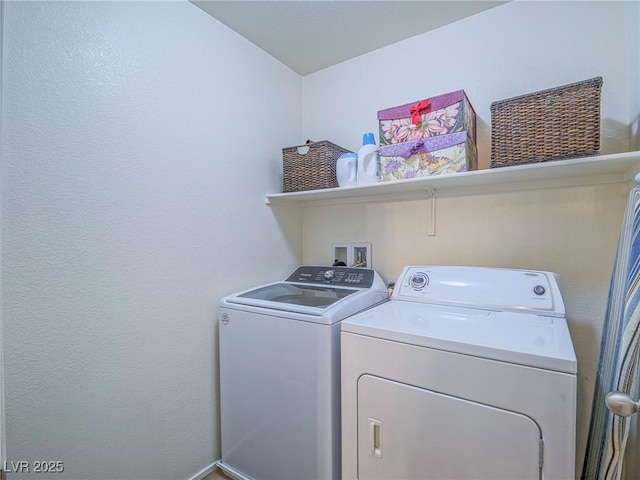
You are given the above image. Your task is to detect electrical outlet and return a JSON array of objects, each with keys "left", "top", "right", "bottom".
[{"left": 331, "top": 243, "right": 371, "bottom": 268}]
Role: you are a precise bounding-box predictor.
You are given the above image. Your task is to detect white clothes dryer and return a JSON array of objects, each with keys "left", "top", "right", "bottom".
[
  {"left": 341, "top": 266, "right": 577, "bottom": 480},
  {"left": 218, "top": 266, "right": 388, "bottom": 480}
]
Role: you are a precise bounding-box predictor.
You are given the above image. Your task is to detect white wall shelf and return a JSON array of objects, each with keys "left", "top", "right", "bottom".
[{"left": 266, "top": 151, "right": 640, "bottom": 207}]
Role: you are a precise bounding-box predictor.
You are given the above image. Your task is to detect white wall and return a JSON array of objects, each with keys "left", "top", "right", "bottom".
[
  {"left": 0, "top": 0, "right": 5, "bottom": 471},
  {"left": 1, "top": 2, "right": 302, "bottom": 479},
  {"left": 300, "top": 1, "right": 638, "bottom": 477}
]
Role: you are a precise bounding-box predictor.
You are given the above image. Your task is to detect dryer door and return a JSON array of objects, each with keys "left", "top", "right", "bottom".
[{"left": 357, "top": 375, "right": 542, "bottom": 480}]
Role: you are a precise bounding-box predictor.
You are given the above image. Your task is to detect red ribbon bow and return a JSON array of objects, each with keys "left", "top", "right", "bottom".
[{"left": 409, "top": 100, "right": 431, "bottom": 125}]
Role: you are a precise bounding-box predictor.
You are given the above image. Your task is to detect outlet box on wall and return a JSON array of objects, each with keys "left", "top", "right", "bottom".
[{"left": 331, "top": 243, "right": 371, "bottom": 268}]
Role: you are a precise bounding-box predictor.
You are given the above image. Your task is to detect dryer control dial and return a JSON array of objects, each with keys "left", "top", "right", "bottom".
[
  {"left": 410, "top": 273, "right": 429, "bottom": 290},
  {"left": 533, "top": 285, "right": 546, "bottom": 296}
]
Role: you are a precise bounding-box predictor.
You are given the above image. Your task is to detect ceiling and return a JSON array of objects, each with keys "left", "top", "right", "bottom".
[{"left": 191, "top": 1, "right": 508, "bottom": 76}]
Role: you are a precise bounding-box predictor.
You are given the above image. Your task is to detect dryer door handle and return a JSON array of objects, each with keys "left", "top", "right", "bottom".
[
  {"left": 606, "top": 391, "right": 640, "bottom": 417},
  {"left": 368, "top": 418, "right": 383, "bottom": 458}
]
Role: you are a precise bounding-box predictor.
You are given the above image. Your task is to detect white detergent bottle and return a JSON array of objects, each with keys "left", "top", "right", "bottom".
[{"left": 357, "top": 132, "right": 380, "bottom": 185}]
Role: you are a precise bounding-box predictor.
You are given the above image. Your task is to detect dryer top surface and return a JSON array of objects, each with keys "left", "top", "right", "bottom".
[{"left": 342, "top": 297, "right": 577, "bottom": 374}]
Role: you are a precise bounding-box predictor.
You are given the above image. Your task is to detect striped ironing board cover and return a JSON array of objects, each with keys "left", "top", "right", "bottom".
[{"left": 582, "top": 187, "right": 640, "bottom": 480}]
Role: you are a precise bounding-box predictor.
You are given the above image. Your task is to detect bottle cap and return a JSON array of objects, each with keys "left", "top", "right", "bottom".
[{"left": 362, "top": 133, "right": 375, "bottom": 146}]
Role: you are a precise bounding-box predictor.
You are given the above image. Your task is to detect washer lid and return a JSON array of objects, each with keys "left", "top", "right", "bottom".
[
  {"left": 221, "top": 266, "right": 389, "bottom": 324},
  {"left": 341, "top": 301, "right": 577, "bottom": 374},
  {"left": 229, "top": 282, "right": 358, "bottom": 313}
]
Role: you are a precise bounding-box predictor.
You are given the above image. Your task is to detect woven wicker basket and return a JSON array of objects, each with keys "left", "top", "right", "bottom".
[
  {"left": 490, "top": 77, "right": 602, "bottom": 168},
  {"left": 282, "top": 140, "right": 350, "bottom": 192}
]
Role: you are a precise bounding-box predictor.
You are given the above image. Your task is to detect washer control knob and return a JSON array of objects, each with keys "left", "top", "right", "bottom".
[
  {"left": 533, "top": 285, "right": 546, "bottom": 296},
  {"left": 324, "top": 270, "right": 335, "bottom": 281}
]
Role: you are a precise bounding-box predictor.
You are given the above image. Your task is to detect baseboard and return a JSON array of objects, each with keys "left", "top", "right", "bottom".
[
  {"left": 187, "top": 461, "right": 219, "bottom": 480},
  {"left": 216, "top": 462, "right": 250, "bottom": 480}
]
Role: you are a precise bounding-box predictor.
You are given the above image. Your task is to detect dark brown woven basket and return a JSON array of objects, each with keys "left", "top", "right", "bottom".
[
  {"left": 282, "top": 140, "right": 350, "bottom": 192},
  {"left": 490, "top": 77, "right": 602, "bottom": 168}
]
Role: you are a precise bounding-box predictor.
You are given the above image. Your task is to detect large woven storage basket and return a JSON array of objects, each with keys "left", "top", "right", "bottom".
[
  {"left": 282, "top": 140, "right": 350, "bottom": 192},
  {"left": 490, "top": 77, "right": 602, "bottom": 168}
]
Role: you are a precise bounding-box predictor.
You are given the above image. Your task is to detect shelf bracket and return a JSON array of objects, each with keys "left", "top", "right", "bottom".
[{"left": 426, "top": 188, "right": 436, "bottom": 236}]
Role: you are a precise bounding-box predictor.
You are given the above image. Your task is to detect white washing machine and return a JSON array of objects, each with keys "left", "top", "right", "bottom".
[
  {"left": 341, "top": 266, "right": 577, "bottom": 480},
  {"left": 218, "top": 265, "right": 388, "bottom": 480}
]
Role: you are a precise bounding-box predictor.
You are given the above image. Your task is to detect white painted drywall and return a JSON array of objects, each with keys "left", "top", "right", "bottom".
[
  {"left": 1, "top": 1, "right": 302, "bottom": 479},
  {"left": 0, "top": 0, "right": 5, "bottom": 471},
  {"left": 300, "top": 1, "right": 638, "bottom": 476}
]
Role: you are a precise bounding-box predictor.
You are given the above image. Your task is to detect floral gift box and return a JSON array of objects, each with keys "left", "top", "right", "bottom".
[
  {"left": 377, "top": 90, "right": 476, "bottom": 146},
  {"left": 379, "top": 132, "right": 477, "bottom": 182}
]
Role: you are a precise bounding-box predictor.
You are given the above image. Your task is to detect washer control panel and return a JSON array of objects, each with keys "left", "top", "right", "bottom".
[
  {"left": 286, "top": 265, "right": 375, "bottom": 288},
  {"left": 394, "top": 266, "right": 564, "bottom": 317}
]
